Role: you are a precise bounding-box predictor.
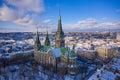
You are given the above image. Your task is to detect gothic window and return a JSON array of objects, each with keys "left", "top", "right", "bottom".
[{"left": 49, "top": 56, "right": 55, "bottom": 66}]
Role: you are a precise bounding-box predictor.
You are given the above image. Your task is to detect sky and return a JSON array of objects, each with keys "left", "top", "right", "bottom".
[{"left": 0, "top": 0, "right": 120, "bottom": 32}]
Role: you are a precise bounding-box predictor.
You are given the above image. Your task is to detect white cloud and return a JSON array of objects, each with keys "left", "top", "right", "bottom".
[
  {"left": 0, "top": 0, "right": 45, "bottom": 28},
  {"left": 65, "top": 18, "right": 120, "bottom": 31},
  {"left": 6, "top": 0, "right": 44, "bottom": 13},
  {"left": 76, "top": 18, "right": 97, "bottom": 28},
  {"left": 14, "top": 15, "right": 38, "bottom": 27},
  {"left": 0, "top": 5, "right": 38, "bottom": 27},
  {"left": 100, "top": 21, "right": 120, "bottom": 28},
  {"left": 0, "top": 5, "right": 23, "bottom": 21},
  {"left": 0, "top": 27, "right": 38, "bottom": 32},
  {"left": 42, "top": 19, "right": 53, "bottom": 25}
]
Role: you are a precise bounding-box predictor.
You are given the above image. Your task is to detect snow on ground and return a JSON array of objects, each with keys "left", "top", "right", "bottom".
[
  {"left": 0, "top": 63, "right": 73, "bottom": 80},
  {"left": 88, "top": 58, "right": 120, "bottom": 80},
  {"left": 16, "top": 39, "right": 34, "bottom": 45}
]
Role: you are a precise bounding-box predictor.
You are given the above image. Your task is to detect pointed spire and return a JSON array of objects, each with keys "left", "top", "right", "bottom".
[
  {"left": 37, "top": 27, "right": 38, "bottom": 32},
  {"left": 72, "top": 44, "right": 75, "bottom": 51},
  {"left": 58, "top": 9, "right": 61, "bottom": 20},
  {"left": 36, "top": 27, "right": 38, "bottom": 35},
  {"left": 36, "top": 27, "right": 39, "bottom": 39},
  {"left": 55, "top": 10, "right": 65, "bottom": 47},
  {"left": 45, "top": 28, "right": 50, "bottom": 46},
  {"left": 57, "top": 10, "right": 63, "bottom": 32},
  {"left": 35, "top": 27, "right": 41, "bottom": 51}
]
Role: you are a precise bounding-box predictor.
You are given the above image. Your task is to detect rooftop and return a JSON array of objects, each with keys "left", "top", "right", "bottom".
[
  {"left": 38, "top": 46, "right": 77, "bottom": 58},
  {"left": 69, "top": 50, "right": 76, "bottom": 58},
  {"left": 61, "top": 47, "right": 69, "bottom": 55},
  {"left": 39, "top": 46, "right": 51, "bottom": 53}
]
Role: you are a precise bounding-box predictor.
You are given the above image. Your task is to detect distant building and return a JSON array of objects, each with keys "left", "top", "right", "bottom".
[
  {"left": 76, "top": 48, "right": 97, "bottom": 63},
  {"left": 116, "top": 33, "right": 120, "bottom": 41},
  {"left": 96, "top": 45, "right": 116, "bottom": 60},
  {"left": 34, "top": 13, "right": 80, "bottom": 75}
]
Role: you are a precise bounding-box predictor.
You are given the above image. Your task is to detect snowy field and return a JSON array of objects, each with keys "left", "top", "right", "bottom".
[
  {"left": 0, "top": 60, "right": 97, "bottom": 80},
  {"left": 88, "top": 58, "right": 120, "bottom": 80}
]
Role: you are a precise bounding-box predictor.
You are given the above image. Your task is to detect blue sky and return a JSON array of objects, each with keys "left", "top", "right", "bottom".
[{"left": 0, "top": 0, "right": 120, "bottom": 32}]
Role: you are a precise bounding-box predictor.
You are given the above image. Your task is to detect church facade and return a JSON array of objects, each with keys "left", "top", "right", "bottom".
[{"left": 34, "top": 13, "right": 80, "bottom": 75}]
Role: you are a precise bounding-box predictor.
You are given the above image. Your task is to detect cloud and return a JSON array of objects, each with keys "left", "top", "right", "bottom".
[
  {"left": 42, "top": 19, "right": 54, "bottom": 25},
  {"left": 0, "top": 5, "right": 37, "bottom": 27},
  {"left": 6, "top": 0, "right": 44, "bottom": 13},
  {"left": 0, "top": 0, "right": 45, "bottom": 28},
  {"left": 14, "top": 15, "right": 38, "bottom": 27},
  {"left": 0, "top": 27, "right": 38, "bottom": 32},
  {"left": 65, "top": 18, "right": 120, "bottom": 31},
  {"left": 76, "top": 18, "right": 97, "bottom": 28},
  {"left": 98, "top": 21, "right": 120, "bottom": 29},
  {"left": 67, "top": 18, "right": 98, "bottom": 30},
  {"left": 0, "top": 5, "right": 24, "bottom": 21}
]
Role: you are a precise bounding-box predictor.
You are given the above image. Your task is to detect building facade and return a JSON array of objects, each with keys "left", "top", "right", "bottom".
[
  {"left": 116, "top": 32, "right": 120, "bottom": 41},
  {"left": 76, "top": 49, "right": 97, "bottom": 63},
  {"left": 96, "top": 46, "right": 116, "bottom": 60}
]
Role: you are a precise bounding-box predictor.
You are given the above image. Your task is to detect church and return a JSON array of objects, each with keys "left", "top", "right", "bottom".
[{"left": 34, "top": 13, "right": 80, "bottom": 75}]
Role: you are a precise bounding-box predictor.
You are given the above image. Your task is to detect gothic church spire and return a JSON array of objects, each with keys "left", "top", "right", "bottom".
[
  {"left": 45, "top": 29, "right": 50, "bottom": 46},
  {"left": 55, "top": 11, "right": 65, "bottom": 47},
  {"left": 35, "top": 27, "right": 41, "bottom": 51},
  {"left": 57, "top": 11, "right": 63, "bottom": 32}
]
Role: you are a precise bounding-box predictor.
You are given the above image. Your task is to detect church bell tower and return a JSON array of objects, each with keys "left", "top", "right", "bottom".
[
  {"left": 35, "top": 27, "right": 41, "bottom": 51},
  {"left": 55, "top": 12, "right": 65, "bottom": 47},
  {"left": 45, "top": 30, "right": 50, "bottom": 46}
]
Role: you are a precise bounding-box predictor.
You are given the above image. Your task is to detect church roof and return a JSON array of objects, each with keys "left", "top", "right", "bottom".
[
  {"left": 60, "top": 47, "right": 77, "bottom": 58},
  {"left": 51, "top": 48, "right": 61, "bottom": 57},
  {"left": 60, "top": 47, "right": 69, "bottom": 55},
  {"left": 39, "top": 46, "right": 51, "bottom": 53},
  {"left": 52, "top": 47, "right": 77, "bottom": 58},
  {"left": 39, "top": 46, "right": 77, "bottom": 58},
  {"left": 69, "top": 50, "right": 76, "bottom": 58}
]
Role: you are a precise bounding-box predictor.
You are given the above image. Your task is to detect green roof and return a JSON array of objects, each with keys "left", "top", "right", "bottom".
[
  {"left": 69, "top": 50, "right": 76, "bottom": 58},
  {"left": 60, "top": 47, "right": 69, "bottom": 55},
  {"left": 39, "top": 46, "right": 51, "bottom": 52}
]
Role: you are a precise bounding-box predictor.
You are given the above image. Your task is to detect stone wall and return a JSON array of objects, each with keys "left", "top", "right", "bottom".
[
  {"left": 96, "top": 48, "right": 115, "bottom": 60},
  {"left": 34, "top": 51, "right": 57, "bottom": 72}
]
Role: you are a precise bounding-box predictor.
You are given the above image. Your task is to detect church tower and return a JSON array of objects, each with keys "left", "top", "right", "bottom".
[
  {"left": 55, "top": 12, "right": 65, "bottom": 47},
  {"left": 45, "top": 30, "right": 50, "bottom": 46},
  {"left": 35, "top": 27, "right": 41, "bottom": 51}
]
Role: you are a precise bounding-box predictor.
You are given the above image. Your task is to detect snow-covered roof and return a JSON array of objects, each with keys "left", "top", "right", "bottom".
[
  {"left": 39, "top": 46, "right": 51, "bottom": 53},
  {"left": 88, "top": 58, "right": 120, "bottom": 80},
  {"left": 77, "top": 48, "right": 96, "bottom": 53},
  {"left": 97, "top": 45, "right": 117, "bottom": 49},
  {"left": 51, "top": 48, "right": 61, "bottom": 57}
]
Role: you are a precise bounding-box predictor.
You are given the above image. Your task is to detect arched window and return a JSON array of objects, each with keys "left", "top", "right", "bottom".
[
  {"left": 49, "top": 56, "right": 55, "bottom": 66},
  {"left": 49, "top": 57, "right": 53, "bottom": 65}
]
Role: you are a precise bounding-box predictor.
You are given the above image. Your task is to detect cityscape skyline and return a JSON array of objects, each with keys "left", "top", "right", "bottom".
[
  {"left": 0, "top": 0, "right": 120, "bottom": 32},
  {"left": 0, "top": 1, "right": 120, "bottom": 79}
]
